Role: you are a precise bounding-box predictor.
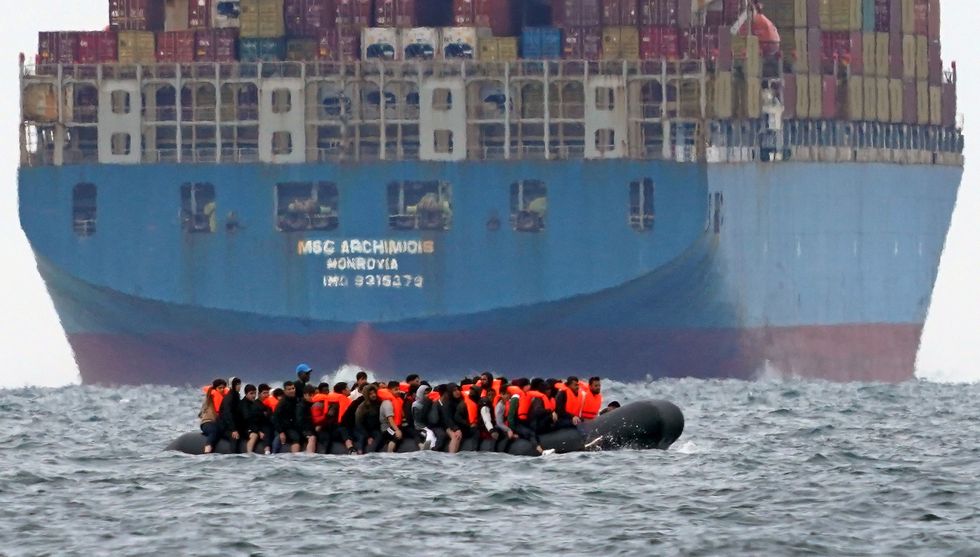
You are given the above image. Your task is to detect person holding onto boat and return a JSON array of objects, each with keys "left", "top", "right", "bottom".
[
  {"left": 241, "top": 384, "right": 271, "bottom": 454},
  {"left": 376, "top": 382, "right": 405, "bottom": 453},
  {"left": 274, "top": 381, "right": 303, "bottom": 453},
  {"left": 218, "top": 377, "right": 244, "bottom": 448},
  {"left": 354, "top": 384, "right": 382, "bottom": 454},
  {"left": 554, "top": 376, "right": 585, "bottom": 430},
  {"left": 297, "top": 385, "right": 318, "bottom": 453},
  {"left": 580, "top": 377, "right": 604, "bottom": 421},
  {"left": 198, "top": 378, "right": 226, "bottom": 454}
]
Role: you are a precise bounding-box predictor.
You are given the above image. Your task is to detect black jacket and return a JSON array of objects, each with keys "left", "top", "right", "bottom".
[
  {"left": 297, "top": 398, "right": 315, "bottom": 434},
  {"left": 274, "top": 396, "right": 299, "bottom": 433},
  {"left": 218, "top": 390, "right": 243, "bottom": 434},
  {"left": 241, "top": 399, "right": 268, "bottom": 432}
]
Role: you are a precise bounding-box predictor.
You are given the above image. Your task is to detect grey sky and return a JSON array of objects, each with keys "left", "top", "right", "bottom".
[{"left": 0, "top": 2, "right": 976, "bottom": 387}]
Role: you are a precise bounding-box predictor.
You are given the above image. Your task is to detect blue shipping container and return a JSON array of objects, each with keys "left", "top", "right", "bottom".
[
  {"left": 521, "top": 27, "right": 562, "bottom": 59},
  {"left": 862, "top": 0, "right": 876, "bottom": 31},
  {"left": 239, "top": 38, "right": 286, "bottom": 62}
]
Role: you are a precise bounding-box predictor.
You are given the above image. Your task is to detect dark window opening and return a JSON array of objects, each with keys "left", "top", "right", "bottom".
[
  {"left": 595, "top": 87, "right": 615, "bottom": 111},
  {"left": 272, "top": 89, "right": 291, "bottom": 113},
  {"left": 387, "top": 181, "right": 452, "bottom": 231},
  {"left": 432, "top": 88, "right": 453, "bottom": 111},
  {"left": 629, "top": 178, "right": 655, "bottom": 231},
  {"left": 111, "top": 133, "right": 132, "bottom": 155},
  {"left": 272, "top": 131, "right": 292, "bottom": 155},
  {"left": 181, "top": 183, "right": 216, "bottom": 233},
  {"left": 277, "top": 182, "right": 339, "bottom": 232},
  {"left": 111, "top": 90, "right": 131, "bottom": 114},
  {"left": 595, "top": 129, "right": 615, "bottom": 153},
  {"left": 434, "top": 129, "right": 454, "bottom": 154},
  {"left": 72, "top": 183, "right": 97, "bottom": 236},
  {"left": 510, "top": 180, "right": 547, "bottom": 233}
]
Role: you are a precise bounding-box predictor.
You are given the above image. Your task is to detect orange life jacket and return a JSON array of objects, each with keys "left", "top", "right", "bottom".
[
  {"left": 517, "top": 390, "right": 550, "bottom": 420},
  {"left": 324, "top": 392, "right": 352, "bottom": 423},
  {"left": 581, "top": 390, "right": 603, "bottom": 420},
  {"left": 545, "top": 396, "right": 556, "bottom": 412},
  {"left": 203, "top": 386, "right": 225, "bottom": 415},
  {"left": 376, "top": 388, "right": 404, "bottom": 428},
  {"left": 427, "top": 390, "right": 441, "bottom": 402},
  {"left": 503, "top": 386, "right": 523, "bottom": 426},
  {"left": 461, "top": 385, "right": 472, "bottom": 398},
  {"left": 311, "top": 393, "right": 330, "bottom": 426},
  {"left": 564, "top": 387, "right": 584, "bottom": 417},
  {"left": 261, "top": 395, "right": 278, "bottom": 412},
  {"left": 398, "top": 382, "right": 411, "bottom": 393},
  {"left": 463, "top": 396, "right": 479, "bottom": 426}
]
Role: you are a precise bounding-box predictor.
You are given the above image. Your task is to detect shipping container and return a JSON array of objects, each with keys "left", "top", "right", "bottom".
[
  {"left": 239, "top": 37, "right": 287, "bottom": 61},
  {"left": 927, "top": 40, "right": 941, "bottom": 85},
  {"left": 888, "top": 29, "right": 902, "bottom": 78},
  {"left": 376, "top": 0, "right": 429, "bottom": 28},
  {"left": 552, "top": 0, "right": 603, "bottom": 27},
  {"left": 912, "top": 0, "right": 928, "bottom": 34},
  {"left": 900, "top": 0, "right": 914, "bottom": 34},
  {"left": 782, "top": 73, "right": 797, "bottom": 119},
  {"left": 212, "top": 0, "right": 242, "bottom": 29},
  {"left": 639, "top": 0, "right": 679, "bottom": 26},
  {"left": 602, "top": 0, "right": 640, "bottom": 26},
  {"left": 746, "top": 77, "right": 762, "bottom": 119},
  {"left": 928, "top": 83, "right": 940, "bottom": 126},
  {"left": 717, "top": 28, "right": 732, "bottom": 70},
  {"left": 680, "top": 26, "right": 719, "bottom": 61},
  {"left": 940, "top": 81, "right": 955, "bottom": 127},
  {"left": 188, "top": 0, "right": 212, "bottom": 29},
  {"left": 915, "top": 78, "right": 928, "bottom": 124},
  {"left": 156, "top": 30, "right": 197, "bottom": 62},
  {"left": 809, "top": 72, "right": 823, "bottom": 119},
  {"left": 640, "top": 26, "right": 679, "bottom": 60},
  {"left": 362, "top": 27, "right": 401, "bottom": 60},
  {"left": 284, "top": 0, "right": 336, "bottom": 38},
  {"left": 862, "top": 32, "right": 876, "bottom": 76},
  {"left": 889, "top": 0, "right": 902, "bottom": 33},
  {"left": 240, "top": 0, "right": 286, "bottom": 38},
  {"left": 779, "top": 28, "right": 809, "bottom": 72},
  {"left": 927, "top": 0, "right": 939, "bottom": 40},
  {"left": 118, "top": 30, "right": 156, "bottom": 64},
  {"left": 861, "top": 0, "right": 875, "bottom": 31},
  {"left": 110, "top": 0, "right": 166, "bottom": 32},
  {"left": 400, "top": 27, "right": 440, "bottom": 60},
  {"left": 900, "top": 34, "right": 915, "bottom": 79},
  {"left": 807, "top": 27, "right": 822, "bottom": 71},
  {"left": 822, "top": 75, "right": 838, "bottom": 118},
  {"left": 453, "top": 0, "right": 518, "bottom": 37},
  {"left": 38, "top": 32, "right": 80, "bottom": 65},
  {"left": 863, "top": 73, "right": 877, "bottom": 120},
  {"left": 286, "top": 38, "right": 318, "bottom": 60},
  {"left": 846, "top": 75, "right": 863, "bottom": 119},
  {"left": 601, "top": 26, "right": 639, "bottom": 60},
  {"left": 195, "top": 28, "right": 239, "bottom": 62},
  {"left": 336, "top": 0, "right": 373, "bottom": 28},
  {"left": 771, "top": 0, "right": 808, "bottom": 29},
  {"left": 894, "top": 77, "right": 909, "bottom": 123},
  {"left": 714, "top": 71, "right": 734, "bottom": 119},
  {"left": 563, "top": 27, "right": 603, "bottom": 60},
  {"left": 875, "top": 76, "right": 890, "bottom": 121},
  {"left": 821, "top": 0, "right": 861, "bottom": 31},
  {"left": 337, "top": 26, "right": 361, "bottom": 60},
  {"left": 873, "top": 0, "right": 890, "bottom": 31},
  {"left": 913, "top": 34, "right": 927, "bottom": 80},
  {"left": 77, "top": 31, "right": 119, "bottom": 64},
  {"left": 796, "top": 73, "right": 810, "bottom": 118},
  {"left": 521, "top": 27, "right": 563, "bottom": 59},
  {"left": 479, "top": 36, "right": 519, "bottom": 60},
  {"left": 443, "top": 26, "right": 489, "bottom": 59}
]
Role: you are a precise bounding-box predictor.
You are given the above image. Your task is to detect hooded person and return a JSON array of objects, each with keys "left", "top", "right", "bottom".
[{"left": 411, "top": 384, "right": 438, "bottom": 450}]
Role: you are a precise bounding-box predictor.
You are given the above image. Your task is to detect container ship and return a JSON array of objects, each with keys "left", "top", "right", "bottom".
[{"left": 19, "top": 0, "right": 964, "bottom": 385}]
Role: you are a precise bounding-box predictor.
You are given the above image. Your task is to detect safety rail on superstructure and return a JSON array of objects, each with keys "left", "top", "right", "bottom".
[{"left": 19, "top": 59, "right": 964, "bottom": 168}]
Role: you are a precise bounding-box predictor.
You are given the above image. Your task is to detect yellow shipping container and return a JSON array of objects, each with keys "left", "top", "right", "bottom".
[
  {"left": 863, "top": 75, "right": 877, "bottom": 121},
  {"left": 847, "top": 76, "right": 864, "bottom": 121},
  {"left": 240, "top": 0, "right": 285, "bottom": 39},
  {"left": 874, "top": 33, "right": 889, "bottom": 78},
  {"left": 796, "top": 74, "right": 810, "bottom": 118},
  {"left": 745, "top": 35, "right": 761, "bottom": 78},
  {"left": 901, "top": 35, "right": 915, "bottom": 79},
  {"left": 876, "top": 77, "right": 890, "bottom": 122},
  {"left": 746, "top": 77, "right": 761, "bottom": 118},
  {"left": 901, "top": 0, "right": 915, "bottom": 35},
  {"left": 118, "top": 31, "right": 155, "bottom": 64},
  {"left": 601, "top": 26, "right": 638, "bottom": 60},
  {"left": 772, "top": 0, "right": 808, "bottom": 28},
  {"left": 929, "top": 85, "right": 942, "bottom": 126},
  {"left": 915, "top": 35, "right": 928, "bottom": 80},
  {"left": 715, "top": 71, "right": 734, "bottom": 119},
  {"left": 824, "top": 0, "right": 860, "bottom": 31},
  {"left": 916, "top": 79, "right": 929, "bottom": 125},
  {"left": 862, "top": 32, "right": 876, "bottom": 78},
  {"left": 889, "top": 78, "right": 903, "bottom": 123},
  {"left": 809, "top": 73, "right": 823, "bottom": 119},
  {"left": 479, "top": 37, "right": 518, "bottom": 61},
  {"left": 819, "top": 0, "right": 830, "bottom": 29}
]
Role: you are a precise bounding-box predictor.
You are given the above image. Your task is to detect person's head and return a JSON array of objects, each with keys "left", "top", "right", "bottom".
[
  {"left": 244, "top": 384, "right": 257, "bottom": 400},
  {"left": 460, "top": 377, "right": 473, "bottom": 388},
  {"left": 333, "top": 381, "right": 349, "bottom": 396},
  {"left": 444, "top": 383, "right": 460, "bottom": 400},
  {"left": 283, "top": 381, "right": 296, "bottom": 398},
  {"left": 272, "top": 387, "right": 284, "bottom": 400},
  {"left": 600, "top": 401, "right": 620, "bottom": 415},
  {"left": 469, "top": 386, "right": 483, "bottom": 403},
  {"left": 211, "top": 378, "right": 227, "bottom": 391},
  {"left": 258, "top": 383, "right": 271, "bottom": 400},
  {"left": 405, "top": 374, "right": 421, "bottom": 387},
  {"left": 566, "top": 376, "right": 580, "bottom": 390},
  {"left": 296, "top": 363, "right": 313, "bottom": 382},
  {"left": 303, "top": 384, "right": 316, "bottom": 401},
  {"left": 545, "top": 378, "right": 560, "bottom": 395},
  {"left": 479, "top": 371, "right": 494, "bottom": 386},
  {"left": 364, "top": 384, "right": 379, "bottom": 402},
  {"left": 318, "top": 382, "right": 331, "bottom": 394},
  {"left": 386, "top": 380, "right": 401, "bottom": 391},
  {"left": 512, "top": 378, "right": 529, "bottom": 392},
  {"left": 355, "top": 371, "right": 368, "bottom": 386},
  {"left": 229, "top": 377, "right": 242, "bottom": 391},
  {"left": 497, "top": 376, "right": 508, "bottom": 390},
  {"left": 530, "top": 378, "right": 546, "bottom": 393},
  {"left": 434, "top": 384, "right": 447, "bottom": 396},
  {"left": 589, "top": 377, "right": 602, "bottom": 395}
]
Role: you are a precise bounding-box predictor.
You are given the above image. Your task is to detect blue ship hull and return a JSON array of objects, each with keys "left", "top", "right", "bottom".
[{"left": 18, "top": 160, "right": 962, "bottom": 384}]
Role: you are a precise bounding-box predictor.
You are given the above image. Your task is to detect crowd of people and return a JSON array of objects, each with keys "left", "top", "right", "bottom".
[{"left": 197, "top": 364, "right": 621, "bottom": 455}]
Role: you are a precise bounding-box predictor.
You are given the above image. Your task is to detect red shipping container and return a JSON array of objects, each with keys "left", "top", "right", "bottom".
[
  {"left": 195, "top": 29, "right": 238, "bottom": 62},
  {"left": 821, "top": 76, "right": 838, "bottom": 119},
  {"left": 705, "top": 7, "right": 724, "bottom": 26},
  {"left": 902, "top": 79, "right": 916, "bottom": 124},
  {"left": 874, "top": 0, "right": 890, "bottom": 32},
  {"left": 640, "top": 25, "right": 679, "bottom": 60},
  {"left": 286, "top": 0, "right": 336, "bottom": 37},
  {"left": 337, "top": 26, "right": 361, "bottom": 60},
  {"left": 640, "top": 0, "right": 679, "bottom": 26},
  {"left": 376, "top": 0, "right": 423, "bottom": 27},
  {"left": 336, "top": 0, "right": 372, "bottom": 28},
  {"left": 477, "top": 0, "right": 518, "bottom": 37},
  {"left": 38, "top": 32, "right": 80, "bottom": 65},
  {"left": 77, "top": 31, "right": 119, "bottom": 64},
  {"left": 314, "top": 28, "right": 338, "bottom": 59},
  {"left": 927, "top": 0, "right": 939, "bottom": 40},
  {"left": 602, "top": 0, "right": 639, "bottom": 26},
  {"left": 722, "top": 0, "right": 740, "bottom": 25},
  {"left": 912, "top": 0, "right": 928, "bottom": 35},
  {"left": 782, "top": 74, "right": 797, "bottom": 119},
  {"left": 562, "top": 27, "right": 603, "bottom": 59},
  {"left": 940, "top": 81, "right": 955, "bottom": 127},
  {"left": 188, "top": 0, "right": 211, "bottom": 29},
  {"left": 157, "top": 31, "right": 197, "bottom": 63},
  {"left": 109, "top": 0, "right": 165, "bottom": 31},
  {"left": 889, "top": 32, "right": 902, "bottom": 78},
  {"left": 553, "top": 0, "right": 602, "bottom": 27},
  {"left": 849, "top": 31, "right": 863, "bottom": 75},
  {"left": 927, "top": 40, "right": 941, "bottom": 85},
  {"left": 717, "top": 28, "right": 732, "bottom": 70},
  {"left": 680, "top": 26, "right": 719, "bottom": 61},
  {"left": 821, "top": 32, "right": 861, "bottom": 75}
]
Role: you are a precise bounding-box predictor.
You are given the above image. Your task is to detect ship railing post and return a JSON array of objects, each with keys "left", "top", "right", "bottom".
[
  {"left": 176, "top": 63, "right": 183, "bottom": 164},
  {"left": 504, "top": 61, "right": 510, "bottom": 160},
  {"left": 53, "top": 63, "right": 64, "bottom": 166},
  {"left": 379, "top": 62, "right": 386, "bottom": 161},
  {"left": 543, "top": 61, "right": 550, "bottom": 160},
  {"left": 215, "top": 62, "right": 222, "bottom": 163}
]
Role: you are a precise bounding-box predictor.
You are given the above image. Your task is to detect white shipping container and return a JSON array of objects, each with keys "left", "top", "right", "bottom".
[
  {"left": 212, "top": 0, "right": 241, "bottom": 28},
  {"left": 400, "top": 27, "right": 440, "bottom": 60},
  {"left": 363, "top": 27, "right": 401, "bottom": 61},
  {"left": 440, "top": 27, "right": 490, "bottom": 60}
]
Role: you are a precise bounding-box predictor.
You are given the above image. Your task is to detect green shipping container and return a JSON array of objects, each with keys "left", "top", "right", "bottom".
[
  {"left": 240, "top": 0, "right": 286, "bottom": 39},
  {"left": 286, "top": 39, "right": 317, "bottom": 61},
  {"left": 239, "top": 38, "right": 286, "bottom": 62},
  {"left": 118, "top": 31, "right": 156, "bottom": 64}
]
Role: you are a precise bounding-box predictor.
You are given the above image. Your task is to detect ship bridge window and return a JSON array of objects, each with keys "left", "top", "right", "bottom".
[
  {"left": 432, "top": 88, "right": 453, "bottom": 111},
  {"left": 181, "top": 183, "right": 216, "bottom": 233},
  {"left": 111, "top": 133, "right": 131, "bottom": 155},
  {"left": 72, "top": 183, "right": 97, "bottom": 237},
  {"left": 276, "top": 182, "right": 339, "bottom": 232},
  {"left": 511, "top": 180, "right": 547, "bottom": 233},
  {"left": 595, "top": 87, "right": 615, "bottom": 111},
  {"left": 387, "top": 181, "right": 452, "bottom": 231},
  {"left": 111, "top": 90, "right": 131, "bottom": 114},
  {"left": 629, "top": 178, "right": 655, "bottom": 231},
  {"left": 595, "top": 129, "right": 616, "bottom": 153},
  {"left": 272, "top": 89, "right": 291, "bottom": 114},
  {"left": 272, "top": 131, "right": 293, "bottom": 155}
]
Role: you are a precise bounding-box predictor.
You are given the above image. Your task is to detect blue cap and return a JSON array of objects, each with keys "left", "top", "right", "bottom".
[{"left": 296, "top": 363, "right": 313, "bottom": 374}]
